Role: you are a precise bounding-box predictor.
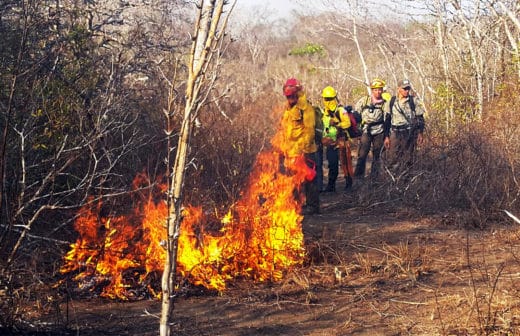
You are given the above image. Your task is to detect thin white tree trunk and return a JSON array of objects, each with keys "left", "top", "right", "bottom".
[
  {"left": 159, "top": 1, "right": 234, "bottom": 335},
  {"left": 433, "top": 0, "right": 453, "bottom": 132},
  {"left": 351, "top": 15, "right": 370, "bottom": 94},
  {"left": 451, "top": 0, "right": 484, "bottom": 120}
]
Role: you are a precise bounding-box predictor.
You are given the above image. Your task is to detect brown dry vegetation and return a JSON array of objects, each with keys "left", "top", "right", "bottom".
[
  {"left": 5, "top": 189, "right": 520, "bottom": 335},
  {"left": 1, "top": 0, "right": 520, "bottom": 335},
  {"left": 2, "top": 119, "right": 520, "bottom": 335}
]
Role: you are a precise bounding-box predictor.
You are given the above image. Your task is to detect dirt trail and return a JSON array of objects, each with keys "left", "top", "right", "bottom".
[{"left": 50, "top": 189, "right": 520, "bottom": 335}]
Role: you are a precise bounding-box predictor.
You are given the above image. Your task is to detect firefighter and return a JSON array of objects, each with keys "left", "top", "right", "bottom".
[
  {"left": 281, "top": 78, "right": 320, "bottom": 215},
  {"left": 353, "top": 78, "right": 390, "bottom": 181},
  {"left": 320, "top": 96, "right": 339, "bottom": 192},
  {"left": 321, "top": 86, "right": 354, "bottom": 191},
  {"left": 383, "top": 79, "right": 425, "bottom": 173}
]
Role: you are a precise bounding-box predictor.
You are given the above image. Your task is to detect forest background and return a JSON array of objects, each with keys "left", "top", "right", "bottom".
[{"left": 0, "top": 0, "right": 519, "bottom": 334}]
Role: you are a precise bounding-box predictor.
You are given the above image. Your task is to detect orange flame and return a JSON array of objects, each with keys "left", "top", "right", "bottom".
[{"left": 61, "top": 107, "right": 311, "bottom": 299}]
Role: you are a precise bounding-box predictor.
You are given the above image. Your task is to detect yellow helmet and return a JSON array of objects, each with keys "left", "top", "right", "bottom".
[
  {"left": 321, "top": 86, "right": 337, "bottom": 98},
  {"left": 370, "top": 78, "right": 385, "bottom": 89}
]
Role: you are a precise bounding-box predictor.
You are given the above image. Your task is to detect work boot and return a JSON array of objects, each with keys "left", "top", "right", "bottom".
[{"left": 324, "top": 183, "right": 336, "bottom": 192}]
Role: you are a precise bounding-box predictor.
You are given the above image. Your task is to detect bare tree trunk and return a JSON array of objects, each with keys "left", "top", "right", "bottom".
[
  {"left": 433, "top": 0, "right": 453, "bottom": 132},
  {"left": 450, "top": 0, "right": 485, "bottom": 120},
  {"left": 159, "top": 1, "right": 235, "bottom": 335},
  {"left": 492, "top": 1, "right": 520, "bottom": 82},
  {"left": 351, "top": 14, "right": 371, "bottom": 94}
]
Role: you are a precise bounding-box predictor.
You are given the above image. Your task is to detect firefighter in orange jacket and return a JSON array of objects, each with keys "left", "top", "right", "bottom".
[
  {"left": 321, "top": 86, "right": 354, "bottom": 191},
  {"left": 281, "top": 78, "right": 320, "bottom": 215}
]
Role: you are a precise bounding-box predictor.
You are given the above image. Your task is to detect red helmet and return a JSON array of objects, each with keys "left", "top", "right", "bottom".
[{"left": 283, "top": 78, "right": 302, "bottom": 96}]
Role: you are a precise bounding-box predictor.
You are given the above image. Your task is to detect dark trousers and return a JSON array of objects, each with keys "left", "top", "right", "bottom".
[
  {"left": 326, "top": 145, "right": 339, "bottom": 187},
  {"left": 354, "top": 132, "right": 385, "bottom": 178},
  {"left": 387, "top": 129, "right": 418, "bottom": 172},
  {"left": 303, "top": 152, "right": 320, "bottom": 210},
  {"left": 316, "top": 144, "right": 324, "bottom": 191}
]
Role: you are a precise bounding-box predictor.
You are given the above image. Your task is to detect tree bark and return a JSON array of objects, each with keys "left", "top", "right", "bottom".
[{"left": 159, "top": 1, "right": 235, "bottom": 335}]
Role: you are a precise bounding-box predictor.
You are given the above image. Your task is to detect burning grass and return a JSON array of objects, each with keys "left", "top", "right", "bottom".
[{"left": 59, "top": 135, "right": 317, "bottom": 299}]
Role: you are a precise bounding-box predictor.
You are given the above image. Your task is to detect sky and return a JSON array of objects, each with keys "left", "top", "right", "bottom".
[
  {"left": 234, "top": 0, "right": 301, "bottom": 21},
  {"left": 233, "top": 0, "right": 426, "bottom": 23},
  {"left": 236, "top": 0, "right": 298, "bottom": 13}
]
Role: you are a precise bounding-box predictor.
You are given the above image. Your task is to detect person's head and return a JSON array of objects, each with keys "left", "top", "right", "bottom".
[
  {"left": 283, "top": 78, "right": 302, "bottom": 107},
  {"left": 397, "top": 79, "right": 412, "bottom": 98},
  {"left": 370, "top": 78, "right": 385, "bottom": 100},
  {"left": 321, "top": 86, "right": 338, "bottom": 111}
]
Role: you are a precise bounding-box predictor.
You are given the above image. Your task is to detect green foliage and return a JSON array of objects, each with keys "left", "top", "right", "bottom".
[
  {"left": 429, "top": 83, "right": 481, "bottom": 133},
  {"left": 289, "top": 43, "right": 326, "bottom": 57}
]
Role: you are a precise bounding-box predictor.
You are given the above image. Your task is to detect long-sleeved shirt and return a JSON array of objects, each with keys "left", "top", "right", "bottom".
[
  {"left": 282, "top": 92, "right": 318, "bottom": 158},
  {"left": 384, "top": 95, "right": 425, "bottom": 136},
  {"left": 354, "top": 95, "right": 389, "bottom": 135}
]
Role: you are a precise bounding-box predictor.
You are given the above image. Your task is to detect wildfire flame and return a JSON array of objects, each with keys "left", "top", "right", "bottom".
[{"left": 60, "top": 108, "right": 312, "bottom": 299}]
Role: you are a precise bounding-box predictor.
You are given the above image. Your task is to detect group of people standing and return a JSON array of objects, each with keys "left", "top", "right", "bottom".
[{"left": 281, "top": 77, "right": 425, "bottom": 215}]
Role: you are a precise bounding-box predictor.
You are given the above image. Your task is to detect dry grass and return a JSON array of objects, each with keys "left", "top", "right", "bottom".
[
  {"left": 3, "top": 198, "right": 520, "bottom": 335},
  {"left": 296, "top": 215, "right": 520, "bottom": 335}
]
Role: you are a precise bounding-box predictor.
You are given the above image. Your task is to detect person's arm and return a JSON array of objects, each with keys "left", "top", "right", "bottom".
[
  {"left": 383, "top": 98, "right": 392, "bottom": 149},
  {"left": 416, "top": 115, "right": 425, "bottom": 133},
  {"left": 414, "top": 97, "right": 425, "bottom": 133},
  {"left": 354, "top": 97, "right": 367, "bottom": 129},
  {"left": 329, "top": 111, "right": 339, "bottom": 126},
  {"left": 336, "top": 107, "right": 351, "bottom": 130},
  {"left": 384, "top": 110, "right": 392, "bottom": 138},
  {"left": 383, "top": 112, "right": 392, "bottom": 149},
  {"left": 285, "top": 108, "right": 304, "bottom": 140}
]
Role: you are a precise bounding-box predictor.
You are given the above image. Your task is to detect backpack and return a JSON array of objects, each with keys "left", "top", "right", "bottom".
[
  {"left": 313, "top": 106, "right": 324, "bottom": 144},
  {"left": 337, "top": 106, "right": 362, "bottom": 138},
  {"left": 300, "top": 106, "right": 324, "bottom": 145}
]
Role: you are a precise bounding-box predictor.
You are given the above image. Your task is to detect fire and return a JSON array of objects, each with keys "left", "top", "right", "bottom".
[{"left": 60, "top": 108, "right": 312, "bottom": 299}]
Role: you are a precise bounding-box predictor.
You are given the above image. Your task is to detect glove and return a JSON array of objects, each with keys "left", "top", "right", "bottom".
[{"left": 322, "top": 137, "right": 333, "bottom": 146}]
